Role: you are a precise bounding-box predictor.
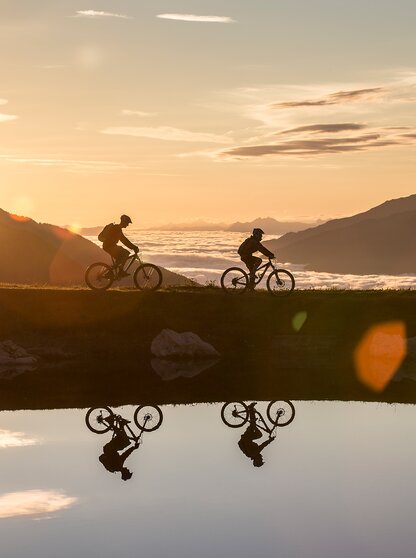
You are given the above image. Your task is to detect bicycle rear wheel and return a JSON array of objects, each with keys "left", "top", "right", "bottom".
[
  {"left": 221, "top": 268, "right": 249, "bottom": 294},
  {"left": 267, "top": 400, "right": 295, "bottom": 427},
  {"left": 266, "top": 269, "right": 295, "bottom": 296},
  {"left": 221, "top": 402, "right": 249, "bottom": 427},
  {"left": 133, "top": 264, "right": 162, "bottom": 291},
  {"left": 85, "top": 262, "right": 114, "bottom": 290},
  {"left": 85, "top": 407, "right": 114, "bottom": 433},
  {"left": 134, "top": 405, "right": 163, "bottom": 432}
]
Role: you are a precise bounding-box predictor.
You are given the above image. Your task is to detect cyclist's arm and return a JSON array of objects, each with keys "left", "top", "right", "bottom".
[
  {"left": 258, "top": 437, "right": 274, "bottom": 451},
  {"left": 120, "top": 232, "right": 138, "bottom": 252},
  {"left": 257, "top": 242, "right": 274, "bottom": 259},
  {"left": 119, "top": 445, "right": 137, "bottom": 463}
]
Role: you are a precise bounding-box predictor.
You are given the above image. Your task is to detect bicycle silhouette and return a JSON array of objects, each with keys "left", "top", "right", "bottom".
[
  {"left": 86, "top": 405, "right": 163, "bottom": 436},
  {"left": 85, "top": 252, "right": 162, "bottom": 291},
  {"left": 221, "top": 401, "right": 295, "bottom": 467},
  {"left": 221, "top": 258, "right": 295, "bottom": 296},
  {"left": 221, "top": 400, "right": 295, "bottom": 431},
  {"left": 85, "top": 405, "right": 163, "bottom": 480}
]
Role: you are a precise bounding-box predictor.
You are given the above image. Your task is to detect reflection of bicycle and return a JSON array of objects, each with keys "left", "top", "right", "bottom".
[
  {"left": 220, "top": 259, "right": 295, "bottom": 296},
  {"left": 85, "top": 405, "right": 163, "bottom": 444},
  {"left": 221, "top": 401, "right": 295, "bottom": 433},
  {"left": 85, "top": 252, "right": 163, "bottom": 291}
]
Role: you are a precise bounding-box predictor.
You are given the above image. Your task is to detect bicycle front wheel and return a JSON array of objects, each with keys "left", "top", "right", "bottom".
[
  {"left": 133, "top": 264, "right": 162, "bottom": 291},
  {"left": 221, "top": 267, "right": 249, "bottom": 294},
  {"left": 266, "top": 269, "right": 295, "bottom": 296},
  {"left": 221, "top": 402, "right": 249, "bottom": 427},
  {"left": 85, "top": 407, "right": 114, "bottom": 433},
  {"left": 134, "top": 405, "right": 163, "bottom": 432},
  {"left": 85, "top": 262, "right": 114, "bottom": 290},
  {"left": 267, "top": 401, "right": 295, "bottom": 427}
]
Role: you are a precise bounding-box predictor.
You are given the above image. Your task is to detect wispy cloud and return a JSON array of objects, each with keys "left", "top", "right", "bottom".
[
  {"left": 272, "top": 88, "right": 384, "bottom": 109},
  {"left": 102, "top": 126, "right": 233, "bottom": 144},
  {"left": 0, "top": 154, "right": 140, "bottom": 173},
  {"left": 74, "top": 10, "right": 131, "bottom": 19},
  {"left": 278, "top": 123, "right": 366, "bottom": 135},
  {"left": 218, "top": 126, "right": 416, "bottom": 159},
  {"left": 0, "top": 490, "right": 77, "bottom": 519},
  {"left": 121, "top": 109, "right": 158, "bottom": 117},
  {"left": 157, "top": 14, "right": 235, "bottom": 23}
]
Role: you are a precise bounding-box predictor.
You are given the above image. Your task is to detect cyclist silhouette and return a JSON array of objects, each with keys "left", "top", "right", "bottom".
[
  {"left": 98, "top": 417, "right": 139, "bottom": 481},
  {"left": 238, "top": 228, "right": 274, "bottom": 288},
  {"left": 238, "top": 402, "right": 275, "bottom": 467},
  {"left": 100, "top": 214, "right": 139, "bottom": 277}
]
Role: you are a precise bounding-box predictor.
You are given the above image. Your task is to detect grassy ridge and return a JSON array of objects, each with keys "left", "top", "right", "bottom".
[{"left": 0, "top": 287, "right": 415, "bottom": 410}]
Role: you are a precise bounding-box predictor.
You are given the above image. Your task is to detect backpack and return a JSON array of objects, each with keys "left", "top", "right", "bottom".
[
  {"left": 98, "top": 223, "right": 114, "bottom": 243},
  {"left": 238, "top": 238, "right": 251, "bottom": 256}
]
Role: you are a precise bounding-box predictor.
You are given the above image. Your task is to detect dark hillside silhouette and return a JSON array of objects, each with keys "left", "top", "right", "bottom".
[
  {"left": 0, "top": 209, "right": 191, "bottom": 286},
  {"left": 265, "top": 194, "right": 416, "bottom": 274}
]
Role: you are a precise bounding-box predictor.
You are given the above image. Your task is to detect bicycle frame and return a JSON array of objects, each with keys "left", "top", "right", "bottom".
[
  {"left": 104, "top": 413, "right": 145, "bottom": 446},
  {"left": 253, "top": 259, "right": 275, "bottom": 285},
  {"left": 234, "top": 406, "right": 277, "bottom": 436},
  {"left": 111, "top": 253, "right": 139, "bottom": 274}
]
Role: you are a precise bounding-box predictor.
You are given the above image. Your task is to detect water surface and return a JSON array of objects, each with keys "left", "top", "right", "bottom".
[{"left": 0, "top": 401, "right": 415, "bottom": 558}]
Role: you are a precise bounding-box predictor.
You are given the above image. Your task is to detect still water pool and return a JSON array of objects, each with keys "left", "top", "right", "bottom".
[{"left": 0, "top": 401, "right": 415, "bottom": 558}]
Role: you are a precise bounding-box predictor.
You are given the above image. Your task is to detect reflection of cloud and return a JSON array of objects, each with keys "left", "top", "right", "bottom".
[
  {"left": 0, "top": 430, "right": 38, "bottom": 448},
  {"left": 74, "top": 10, "right": 131, "bottom": 19},
  {"left": 34, "top": 64, "right": 66, "bottom": 69},
  {"left": 0, "top": 490, "right": 77, "bottom": 519},
  {"left": 0, "top": 114, "right": 17, "bottom": 123},
  {"left": 272, "top": 88, "right": 384, "bottom": 108},
  {"left": 102, "top": 126, "right": 232, "bottom": 144},
  {"left": 157, "top": 14, "right": 234, "bottom": 23}
]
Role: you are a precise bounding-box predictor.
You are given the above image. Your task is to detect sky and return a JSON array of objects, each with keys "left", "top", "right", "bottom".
[{"left": 0, "top": 0, "right": 415, "bottom": 227}]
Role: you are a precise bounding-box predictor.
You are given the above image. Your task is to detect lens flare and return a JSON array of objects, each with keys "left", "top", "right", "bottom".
[
  {"left": 292, "top": 311, "right": 307, "bottom": 332},
  {"left": 354, "top": 321, "right": 407, "bottom": 392}
]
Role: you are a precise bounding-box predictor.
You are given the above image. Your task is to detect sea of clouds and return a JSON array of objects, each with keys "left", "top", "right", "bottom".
[{"left": 86, "top": 230, "right": 415, "bottom": 290}]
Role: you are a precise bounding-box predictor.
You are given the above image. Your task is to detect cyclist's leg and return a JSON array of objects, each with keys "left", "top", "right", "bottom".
[
  {"left": 247, "top": 406, "right": 262, "bottom": 439},
  {"left": 105, "top": 428, "right": 130, "bottom": 452},
  {"left": 111, "top": 246, "right": 130, "bottom": 276},
  {"left": 242, "top": 256, "right": 261, "bottom": 288}
]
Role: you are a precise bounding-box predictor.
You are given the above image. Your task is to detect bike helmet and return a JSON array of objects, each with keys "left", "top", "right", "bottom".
[
  {"left": 120, "top": 214, "right": 132, "bottom": 225},
  {"left": 252, "top": 228, "right": 264, "bottom": 237}
]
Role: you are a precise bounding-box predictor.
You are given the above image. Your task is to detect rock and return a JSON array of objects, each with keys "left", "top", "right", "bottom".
[
  {"left": 0, "top": 340, "right": 38, "bottom": 379},
  {"left": 151, "top": 357, "right": 219, "bottom": 381},
  {"left": 151, "top": 329, "right": 220, "bottom": 359},
  {"left": 0, "top": 340, "right": 38, "bottom": 366}
]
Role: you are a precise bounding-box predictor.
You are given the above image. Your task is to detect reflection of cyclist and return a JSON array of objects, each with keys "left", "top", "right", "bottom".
[
  {"left": 100, "top": 215, "right": 139, "bottom": 277},
  {"left": 238, "top": 402, "right": 275, "bottom": 467},
  {"left": 238, "top": 228, "right": 274, "bottom": 288},
  {"left": 98, "top": 419, "right": 138, "bottom": 481}
]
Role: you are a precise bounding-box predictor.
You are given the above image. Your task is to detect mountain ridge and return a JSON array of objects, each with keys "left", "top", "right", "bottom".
[{"left": 264, "top": 194, "right": 416, "bottom": 274}]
